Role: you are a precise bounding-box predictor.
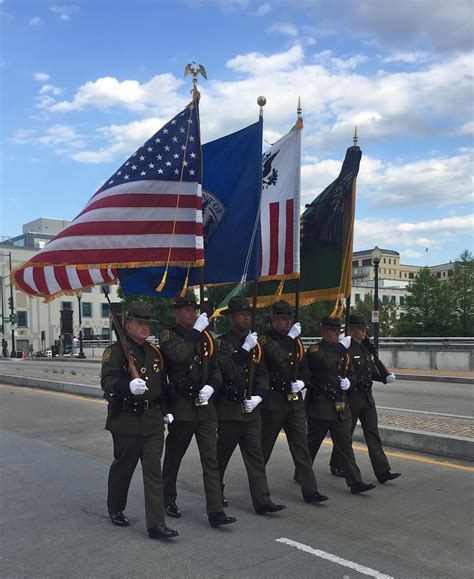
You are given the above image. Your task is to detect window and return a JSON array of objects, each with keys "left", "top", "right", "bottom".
[
  {"left": 82, "top": 302, "right": 92, "bottom": 317},
  {"left": 83, "top": 327, "right": 94, "bottom": 340},
  {"left": 383, "top": 258, "right": 386, "bottom": 264},
  {"left": 389, "top": 258, "right": 391, "bottom": 264},
  {"left": 352, "top": 261, "right": 359, "bottom": 267},
  {"left": 400, "top": 296, "right": 405, "bottom": 306},
  {"left": 61, "top": 301, "right": 73, "bottom": 311},
  {"left": 409, "top": 273, "right": 414, "bottom": 279},
  {"left": 17, "top": 311, "right": 28, "bottom": 327},
  {"left": 389, "top": 269, "right": 392, "bottom": 275},
  {"left": 442, "top": 272, "right": 446, "bottom": 277},
  {"left": 382, "top": 295, "right": 389, "bottom": 302},
  {"left": 436, "top": 272, "right": 441, "bottom": 278},
  {"left": 355, "top": 293, "right": 360, "bottom": 303},
  {"left": 101, "top": 303, "right": 110, "bottom": 318},
  {"left": 391, "top": 296, "right": 396, "bottom": 304},
  {"left": 448, "top": 270, "right": 453, "bottom": 277},
  {"left": 100, "top": 326, "right": 110, "bottom": 339},
  {"left": 361, "top": 258, "right": 371, "bottom": 266}
]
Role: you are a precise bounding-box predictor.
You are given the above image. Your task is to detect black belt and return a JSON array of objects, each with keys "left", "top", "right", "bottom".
[{"left": 122, "top": 398, "right": 160, "bottom": 412}]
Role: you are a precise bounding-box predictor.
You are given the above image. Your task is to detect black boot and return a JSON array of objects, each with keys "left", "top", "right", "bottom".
[
  {"left": 148, "top": 525, "right": 179, "bottom": 539},
  {"left": 255, "top": 502, "right": 286, "bottom": 515},
  {"left": 208, "top": 511, "right": 237, "bottom": 527},
  {"left": 377, "top": 471, "right": 401, "bottom": 484},
  {"left": 303, "top": 491, "right": 329, "bottom": 503},
  {"left": 164, "top": 503, "right": 182, "bottom": 518},
  {"left": 330, "top": 467, "right": 345, "bottom": 478},
  {"left": 350, "top": 481, "right": 376, "bottom": 494},
  {"left": 109, "top": 512, "right": 129, "bottom": 527}
]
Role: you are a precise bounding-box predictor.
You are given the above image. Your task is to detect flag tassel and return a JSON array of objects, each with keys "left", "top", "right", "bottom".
[
  {"left": 275, "top": 277, "right": 285, "bottom": 296},
  {"left": 155, "top": 268, "right": 169, "bottom": 293},
  {"left": 179, "top": 266, "right": 191, "bottom": 297}
]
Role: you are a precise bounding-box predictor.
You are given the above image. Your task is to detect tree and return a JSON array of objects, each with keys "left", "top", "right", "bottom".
[
  {"left": 351, "top": 295, "right": 398, "bottom": 337},
  {"left": 397, "top": 268, "right": 451, "bottom": 336},
  {"left": 448, "top": 250, "right": 473, "bottom": 336}
]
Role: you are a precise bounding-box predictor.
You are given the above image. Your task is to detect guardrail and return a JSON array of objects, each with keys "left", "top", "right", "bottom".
[{"left": 300, "top": 336, "right": 474, "bottom": 348}]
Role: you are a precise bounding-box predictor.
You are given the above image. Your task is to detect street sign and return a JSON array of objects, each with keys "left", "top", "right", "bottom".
[
  {"left": 371, "top": 311, "right": 380, "bottom": 323},
  {"left": 3, "top": 316, "right": 11, "bottom": 323}
]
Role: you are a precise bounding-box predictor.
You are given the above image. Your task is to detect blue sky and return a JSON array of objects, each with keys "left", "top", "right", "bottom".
[{"left": 1, "top": 0, "right": 472, "bottom": 266}]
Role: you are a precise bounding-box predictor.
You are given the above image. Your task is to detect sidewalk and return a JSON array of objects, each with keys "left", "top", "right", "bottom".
[
  {"left": 394, "top": 367, "right": 474, "bottom": 384},
  {"left": 0, "top": 364, "right": 472, "bottom": 462}
]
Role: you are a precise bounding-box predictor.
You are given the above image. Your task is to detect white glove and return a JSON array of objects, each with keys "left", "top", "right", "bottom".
[
  {"left": 243, "top": 395, "right": 262, "bottom": 412},
  {"left": 386, "top": 373, "right": 396, "bottom": 383},
  {"left": 193, "top": 312, "right": 209, "bottom": 332},
  {"left": 339, "top": 336, "right": 351, "bottom": 348},
  {"left": 164, "top": 413, "right": 174, "bottom": 425},
  {"left": 291, "top": 380, "right": 305, "bottom": 393},
  {"left": 129, "top": 378, "right": 147, "bottom": 395},
  {"left": 242, "top": 331, "right": 258, "bottom": 352},
  {"left": 198, "top": 385, "right": 214, "bottom": 401},
  {"left": 339, "top": 377, "right": 350, "bottom": 391},
  {"left": 287, "top": 322, "right": 301, "bottom": 339}
]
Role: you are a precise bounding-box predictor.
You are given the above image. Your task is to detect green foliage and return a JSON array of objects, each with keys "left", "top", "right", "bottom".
[
  {"left": 447, "top": 249, "right": 473, "bottom": 336},
  {"left": 116, "top": 285, "right": 175, "bottom": 335},
  {"left": 397, "top": 267, "right": 451, "bottom": 336},
  {"left": 353, "top": 295, "right": 398, "bottom": 336}
]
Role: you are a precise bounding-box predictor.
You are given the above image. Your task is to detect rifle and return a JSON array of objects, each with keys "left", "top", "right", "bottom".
[
  {"left": 362, "top": 336, "right": 390, "bottom": 383},
  {"left": 103, "top": 291, "right": 140, "bottom": 381}
]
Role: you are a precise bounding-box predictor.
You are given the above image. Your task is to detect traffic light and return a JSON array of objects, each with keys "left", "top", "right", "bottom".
[
  {"left": 10, "top": 313, "right": 17, "bottom": 325},
  {"left": 8, "top": 297, "right": 13, "bottom": 309}
]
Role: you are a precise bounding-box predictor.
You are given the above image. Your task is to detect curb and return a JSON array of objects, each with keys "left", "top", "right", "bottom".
[
  {"left": 1, "top": 373, "right": 473, "bottom": 462},
  {"left": 0, "top": 374, "right": 103, "bottom": 399},
  {"left": 352, "top": 424, "right": 473, "bottom": 462},
  {"left": 396, "top": 374, "right": 474, "bottom": 385}
]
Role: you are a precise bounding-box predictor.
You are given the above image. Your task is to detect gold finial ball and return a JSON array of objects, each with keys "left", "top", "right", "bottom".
[{"left": 257, "top": 96, "right": 267, "bottom": 107}]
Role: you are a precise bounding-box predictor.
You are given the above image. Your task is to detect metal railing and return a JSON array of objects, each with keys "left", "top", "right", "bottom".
[{"left": 300, "top": 336, "right": 474, "bottom": 348}]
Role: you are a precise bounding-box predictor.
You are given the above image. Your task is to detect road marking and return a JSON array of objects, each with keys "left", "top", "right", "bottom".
[
  {"left": 2, "top": 384, "right": 473, "bottom": 472},
  {"left": 276, "top": 537, "right": 393, "bottom": 578},
  {"left": 0, "top": 384, "right": 105, "bottom": 404}
]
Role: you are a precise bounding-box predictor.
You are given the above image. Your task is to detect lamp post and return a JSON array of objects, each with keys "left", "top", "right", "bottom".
[
  {"left": 371, "top": 246, "right": 382, "bottom": 352},
  {"left": 76, "top": 291, "right": 86, "bottom": 359},
  {"left": 0, "top": 252, "right": 16, "bottom": 357}
]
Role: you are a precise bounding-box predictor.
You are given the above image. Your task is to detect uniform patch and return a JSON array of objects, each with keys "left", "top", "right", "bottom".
[
  {"left": 159, "top": 330, "right": 170, "bottom": 343},
  {"left": 309, "top": 344, "right": 319, "bottom": 353},
  {"left": 215, "top": 338, "right": 220, "bottom": 350},
  {"left": 258, "top": 335, "right": 266, "bottom": 345},
  {"left": 102, "top": 347, "right": 112, "bottom": 362}
]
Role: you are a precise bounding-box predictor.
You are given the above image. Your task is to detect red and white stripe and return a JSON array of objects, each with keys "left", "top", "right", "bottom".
[
  {"left": 259, "top": 127, "right": 301, "bottom": 279},
  {"left": 13, "top": 179, "right": 203, "bottom": 299}
]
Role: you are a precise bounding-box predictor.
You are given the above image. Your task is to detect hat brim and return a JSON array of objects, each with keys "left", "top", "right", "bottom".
[
  {"left": 171, "top": 302, "right": 199, "bottom": 309},
  {"left": 119, "top": 313, "right": 160, "bottom": 323},
  {"left": 221, "top": 307, "right": 254, "bottom": 316}
]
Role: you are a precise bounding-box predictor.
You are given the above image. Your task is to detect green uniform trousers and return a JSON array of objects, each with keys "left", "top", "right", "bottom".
[
  {"left": 307, "top": 416, "right": 362, "bottom": 487},
  {"left": 261, "top": 406, "right": 319, "bottom": 497},
  {"left": 107, "top": 432, "right": 165, "bottom": 529},
  {"left": 217, "top": 419, "right": 271, "bottom": 511},
  {"left": 329, "top": 396, "right": 390, "bottom": 476},
  {"left": 162, "top": 418, "right": 223, "bottom": 514}
]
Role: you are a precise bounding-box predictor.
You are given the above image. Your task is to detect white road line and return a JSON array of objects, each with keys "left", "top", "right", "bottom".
[{"left": 275, "top": 537, "right": 394, "bottom": 579}]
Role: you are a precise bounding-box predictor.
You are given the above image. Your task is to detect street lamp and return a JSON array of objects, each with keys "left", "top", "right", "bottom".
[
  {"left": 0, "top": 252, "right": 16, "bottom": 357},
  {"left": 371, "top": 246, "right": 382, "bottom": 352},
  {"left": 76, "top": 291, "right": 86, "bottom": 359}
]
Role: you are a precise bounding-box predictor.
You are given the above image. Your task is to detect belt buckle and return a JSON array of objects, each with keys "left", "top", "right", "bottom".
[{"left": 143, "top": 400, "right": 150, "bottom": 410}]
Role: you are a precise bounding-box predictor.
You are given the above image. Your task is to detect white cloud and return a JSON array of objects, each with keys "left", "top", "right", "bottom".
[
  {"left": 48, "top": 74, "right": 183, "bottom": 112},
  {"left": 49, "top": 4, "right": 79, "bottom": 21},
  {"left": 256, "top": 2, "right": 271, "bottom": 16},
  {"left": 71, "top": 118, "right": 166, "bottom": 164},
  {"left": 313, "top": 50, "right": 367, "bottom": 71},
  {"left": 11, "top": 124, "right": 85, "bottom": 151},
  {"left": 353, "top": 215, "right": 474, "bottom": 256},
  {"left": 382, "top": 51, "right": 433, "bottom": 64},
  {"left": 29, "top": 16, "right": 43, "bottom": 26},
  {"left": 39, "top": 84, "right": 63, "bottom": 96},
  {"left": 34, "top": 72, "right": 50, "bottom": 82},
  {"left": 268, "top": 22, "right": 298, "bottom": 37},
  {"left": 226, "top": 45, "right": 304, "bottom": 74}
]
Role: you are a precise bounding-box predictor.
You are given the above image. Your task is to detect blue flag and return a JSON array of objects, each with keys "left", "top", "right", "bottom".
[{"left": 119, "top": 118, "right": 263, "bottom": 295}]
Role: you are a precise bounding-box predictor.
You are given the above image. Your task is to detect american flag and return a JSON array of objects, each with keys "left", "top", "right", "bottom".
[
  {"left": 259, "top": 125, "right": 301, "bottom": 280},
  {"left": 13, "top": 99, "right": 204, "bottom": 300}
]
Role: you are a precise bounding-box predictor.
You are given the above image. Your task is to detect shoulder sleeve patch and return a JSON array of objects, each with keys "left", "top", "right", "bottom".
[
  {"left": 309, "top": 344, "right": 319, "bottom": 353},
  {"left": 159, "top": 330, "right": 170, "bottom": 343},
  {"left": 258, "top": 335, "right": 266, "bottom": 345},
  {"left": 215, "top": 338, "right": 220, "bottom": 350},
  {"left": 102, "top": 347, "right": 112, "bottom": 362}
]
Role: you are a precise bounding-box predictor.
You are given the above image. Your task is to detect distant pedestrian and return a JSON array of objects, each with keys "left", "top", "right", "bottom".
[{"left": 2, "top": 338, "right": 8, "bottom": 358}]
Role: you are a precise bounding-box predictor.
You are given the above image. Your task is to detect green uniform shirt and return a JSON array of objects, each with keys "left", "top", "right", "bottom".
[{"left": 216, "top": 330, "right": 268, "bottom": 422}]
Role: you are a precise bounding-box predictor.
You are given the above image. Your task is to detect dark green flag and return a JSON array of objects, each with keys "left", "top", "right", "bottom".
[{"left": 214, "top": 144, "right": 362, "bottom": 315}]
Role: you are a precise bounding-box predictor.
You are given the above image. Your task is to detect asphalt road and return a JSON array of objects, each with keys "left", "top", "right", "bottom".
[
  {"left": 1, "top": 358, "right": 472, "bottom": 416},
  {"left": 1, "top": 384, "right": 472, "bottom": 579}
]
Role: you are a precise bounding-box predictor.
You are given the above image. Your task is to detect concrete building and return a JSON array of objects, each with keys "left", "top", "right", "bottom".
[{"left": 0, "top": 219, "right": 119, "bottom": 355}]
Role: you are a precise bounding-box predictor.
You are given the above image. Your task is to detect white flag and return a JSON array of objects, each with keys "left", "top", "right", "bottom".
[{"left": 259, "top": 126, "right": 301, "bottom": 279}]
